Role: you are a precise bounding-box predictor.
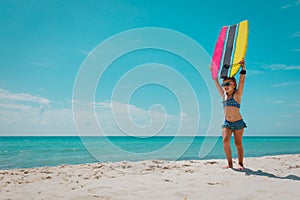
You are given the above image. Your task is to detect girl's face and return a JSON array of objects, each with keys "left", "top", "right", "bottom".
[{"left": 222, "top": 80, "right": 235, "bottom": 93}]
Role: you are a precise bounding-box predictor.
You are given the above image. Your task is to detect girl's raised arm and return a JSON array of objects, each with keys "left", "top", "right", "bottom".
[
  {"left": 210, "top": 66, "right": 225, "bottom": 98},
  {"left": 213, "top": 77, "right": 225, "bottom": 99},
  {"left": 236, "top": 59, "right": 246, "bottom": 97}
]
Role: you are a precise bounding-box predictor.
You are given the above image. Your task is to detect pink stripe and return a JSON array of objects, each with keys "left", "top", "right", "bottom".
[{"left": 211, "top": 26, "right": 227, "bottom": 79}]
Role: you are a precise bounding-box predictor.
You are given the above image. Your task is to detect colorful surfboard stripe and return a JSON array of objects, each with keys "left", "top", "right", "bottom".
[
  {"left": 211, "top": 26, "right": 227, "bottom": 80},
  {"left": 231, "top": 21, "right": 248, "bottom": 77},
  {"left": 211, "top": 20, "right": 249, "bottom": 79},
  {"left": 220, "top": 24, "right": 237, "bottom": 78}
]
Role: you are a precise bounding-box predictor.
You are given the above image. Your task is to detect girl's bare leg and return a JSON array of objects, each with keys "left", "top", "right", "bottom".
[
  {"left": 234, "top": 129, "right": 245, "bottom": 170},
  {"left": 222, "top": 128, "right": 233, "bottom": 168}
]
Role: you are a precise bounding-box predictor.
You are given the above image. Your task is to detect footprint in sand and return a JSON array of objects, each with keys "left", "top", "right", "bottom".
[
  {"left": 152, "top": 160, "right": 165, "bottom": 164},
  {"left": 185, "top": 169, "right": 195, "bottom": 173},
  {"left": 93, "top": 175, "right": 101, "bottom": 179},
  {"left": 207, "top": 182, "right": 220, "bottom": 185},
  {"left": 288, "top": 165, "right": 300, "bottom": 169},
  {"left": 93, "top": 164, "right": 103, "bottom": 169},
  {"left": 204, "top": 161, "right": 219, "bottom": 165}
]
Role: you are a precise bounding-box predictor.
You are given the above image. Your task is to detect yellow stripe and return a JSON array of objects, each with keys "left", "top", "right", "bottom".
[{"left": 230, "top": 20, "right": 249, "bottom": 77}]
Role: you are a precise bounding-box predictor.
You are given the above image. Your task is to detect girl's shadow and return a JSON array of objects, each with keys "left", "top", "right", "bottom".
[{"left": 233, "top": 168, "right": 300, "bottom": 181}]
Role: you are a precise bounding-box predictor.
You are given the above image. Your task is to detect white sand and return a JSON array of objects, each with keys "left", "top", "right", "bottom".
[{"left": 0, "top": 154, "right": 299, "bottom": 200}]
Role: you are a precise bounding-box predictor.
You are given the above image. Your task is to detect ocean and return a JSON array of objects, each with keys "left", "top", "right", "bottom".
[{"left": 0, "top": 136, "right": 299, "bottom": 170}]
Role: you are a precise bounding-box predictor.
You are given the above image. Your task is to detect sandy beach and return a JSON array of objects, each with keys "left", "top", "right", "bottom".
[{"left": 0, "top": 154, "right": 299, "bottom": 200}]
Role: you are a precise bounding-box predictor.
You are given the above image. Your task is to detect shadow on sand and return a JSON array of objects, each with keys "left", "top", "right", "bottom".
[{"left": 233, "top": 168, "right": 300, "bottom": 181}]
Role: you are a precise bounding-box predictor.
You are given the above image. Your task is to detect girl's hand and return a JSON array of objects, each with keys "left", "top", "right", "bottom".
[
  {"left": 209, "top": 66, "right": 218, "bottom": 81},
  {"left": 239, "top": 58, "right": 245, "bottom": 69}
]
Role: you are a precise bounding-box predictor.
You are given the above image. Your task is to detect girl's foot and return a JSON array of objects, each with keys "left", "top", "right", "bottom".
[
  {"left": 222, "top": 162, "right": 233, "bottom": 169},
  {"left": 238, "top": 163, "right": 244, "bottom": 170},
  {"left": 222, "top": 165, "right": 233, "bottom": 169}
]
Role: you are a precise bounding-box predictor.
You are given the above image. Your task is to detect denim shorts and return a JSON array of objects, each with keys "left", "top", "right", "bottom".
[{"left": 222, "top": 119, "right": 247, "bottom": 130}]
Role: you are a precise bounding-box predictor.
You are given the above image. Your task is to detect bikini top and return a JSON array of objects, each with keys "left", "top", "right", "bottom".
[{"left": 222, "top": 92, "right": 240, "bottom": 108}]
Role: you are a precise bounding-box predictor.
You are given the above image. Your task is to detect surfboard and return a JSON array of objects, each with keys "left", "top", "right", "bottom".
[{"left": 211, "top": 20, "right": 249, "bottom": 79}]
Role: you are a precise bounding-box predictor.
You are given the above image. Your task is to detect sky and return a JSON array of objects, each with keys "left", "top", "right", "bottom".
[{"left": 0, "top": 0, "right": 299, "bottom": 136}]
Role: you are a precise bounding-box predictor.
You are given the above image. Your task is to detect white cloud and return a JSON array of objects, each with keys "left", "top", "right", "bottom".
[
  {"left": 265, "top": 98, "right": 285, "bottom": 105},
  {"left": 27, "top": 56, "right": 56, "bottom": 68},
  {"left": 281, "top": 0, "right": 300, "bottom": 9},
  {"left": 281, "top": 4, "right": 291, "bottom": 9},
  {"left": 272, "top": 100, "right": 285, "bottom": 104},
  {"left": 0, "top": 88, "right": 50, "bottom": 106},
  {"left": 0, "top": 89, "right": 58, "bottom": 135},
  {"left": 271, "top": 81, "right": 300, "bottom": 87},
  {"left": 265, "top": 99, "right": 300, "bottom": 116},
  {"left": 0, "top": 89, "right": 200, "bottom": 136},
  {"left": 28, "top": 61, "right": 50, "bottom": 68},
  {"left": 0, "top": 102, "right": 32, "bottom": 110},
  {"left": 290, "top": 32, "right": 300, "bottom": 38},
  {"left": 259, "top": 63, "right": 300, "bottom": 71}
]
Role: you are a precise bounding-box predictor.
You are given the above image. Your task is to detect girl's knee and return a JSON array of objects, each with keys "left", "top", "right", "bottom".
[
  {"left": 234, "top": 141, "right": 242, "bottom": 148},
  {"left": 222, "top": 128, "right": 232, "bottom": 144},
  {"left": 223, "top": 137, "right": 231, "bottom": 145}
]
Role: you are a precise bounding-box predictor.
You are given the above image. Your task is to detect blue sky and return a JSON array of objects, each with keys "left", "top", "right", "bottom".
[{"left": 0, "top": 0, "right": 299, "bottom": 136}]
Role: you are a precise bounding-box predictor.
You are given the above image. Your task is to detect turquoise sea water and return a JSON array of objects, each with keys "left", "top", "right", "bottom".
[{"left": 0, "top": 136, "right": 299, "bottom": 170}]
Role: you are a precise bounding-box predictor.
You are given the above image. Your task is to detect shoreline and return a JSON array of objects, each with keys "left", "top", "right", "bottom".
[
  {"left": 1, "top": 152, "right": 300, "bottom": 171},
  {"left": 1, "top": 154, "right": 299, "bottom": 199},
  {"left": 2, "top": 136, "right": 299, "bottom": 170}
]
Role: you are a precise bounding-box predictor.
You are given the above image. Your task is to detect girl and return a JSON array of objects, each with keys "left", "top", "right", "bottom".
[{"left": 212, "top": 59, "right": 247, "bottom": 170}]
